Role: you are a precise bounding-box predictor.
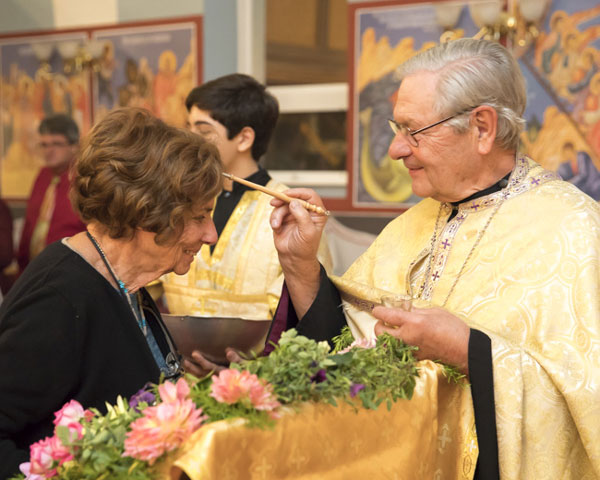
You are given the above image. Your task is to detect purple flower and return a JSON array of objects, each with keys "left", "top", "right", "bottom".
[
  {"left": 129, "top": 386, "right": 156, "bottom": 412},
  {"left": 310, "top": 369, "right": 327, "bottom": 383},
  {"left": 350, "top": 383, "right": 365, "bottom": 397}
]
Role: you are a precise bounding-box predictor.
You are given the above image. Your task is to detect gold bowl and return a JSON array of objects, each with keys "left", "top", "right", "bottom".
[{"left": 162, "top": 315, "right": 271, "bottom": 365}]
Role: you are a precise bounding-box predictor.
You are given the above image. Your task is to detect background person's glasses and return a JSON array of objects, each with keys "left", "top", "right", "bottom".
[
  {"left": 388, "top": 108, "right": 474, "bottom": 147},
  {"left": 37, "top": 141, "right": 71, "bottom": 149}
]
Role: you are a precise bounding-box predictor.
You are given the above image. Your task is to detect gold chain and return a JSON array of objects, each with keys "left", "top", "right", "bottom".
[{"left": 441, "top": 195, "right": 506, "bottom": 307}]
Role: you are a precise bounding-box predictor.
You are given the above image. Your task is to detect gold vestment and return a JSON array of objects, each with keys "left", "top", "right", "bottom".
[
  {"left": 163, "top": 179, "right": 331, "bottom": 320},
  {"left": 333, "top": 156, "right": 600, "bottom": 479}
]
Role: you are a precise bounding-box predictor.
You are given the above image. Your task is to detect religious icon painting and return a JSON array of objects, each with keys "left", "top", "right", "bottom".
[
  {"left": 0, "top": 32, "right": 91, "bottom": 199},
  {"left": 349, "top": 0, "right": 600, "bottom": 209},
  {"left": 91, "top": 18, "right": 201, "bottom": 129},
  {"left": 348, "top": 1, "right": 480, "bottom": 209},
  {"left": 519, "top": 0, "right": 600, "bottom": 201}
]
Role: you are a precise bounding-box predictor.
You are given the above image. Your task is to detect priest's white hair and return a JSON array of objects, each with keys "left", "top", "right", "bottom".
[{"left": 397, "top": 38, "right": 527, "bottom": 151}]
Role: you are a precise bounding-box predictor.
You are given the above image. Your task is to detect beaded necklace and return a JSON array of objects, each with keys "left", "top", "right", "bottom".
[{"left": 86, "top": 231, "right": 148, "bottom": 334}]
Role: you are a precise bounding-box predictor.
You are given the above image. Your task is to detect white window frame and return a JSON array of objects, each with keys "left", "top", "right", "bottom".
[
  {"left": 266, "top": 83, "right": 348, "bottom": 188},
  {"left": 236, "top": 0, "right": 348, "bottom": 190}
]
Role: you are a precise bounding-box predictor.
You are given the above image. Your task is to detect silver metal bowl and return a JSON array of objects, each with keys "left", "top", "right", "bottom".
[{"left": 161, "top": 314, "right": 271, "bottom": 365}]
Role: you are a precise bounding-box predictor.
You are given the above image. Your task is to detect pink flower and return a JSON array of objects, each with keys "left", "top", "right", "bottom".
[
  {"left": 338, "top": 337, "right": 377, "bottom": 354},
  {"left": 210, "top": 369, "right": 281, "bottom": 414},
  {"left": 48, "top": 435, "right": 73, "bottom": 466},
  {"left": 19, "top": 462, "right": 45, "bottom": 480},
  {"left": 247, "top": 380, "right": 281, "bottom": 414},
  {"left": 52, "top": 400, "right": 91, "bottom": 442},
  {"left": 53, "top": 400, "right": 85, "bottom": 428},
  {"left": 123, "top": 378, "right": 206, "bottom": 465},
  {"left": 20, "top": 433, "right": 75, "bottom": 479},
  {"left": 157, "top": 376, "right": 190, "bottom": 403},
  {"left": 20, "top": 400, "right": 89, "bottom": 479},
  {"left": 210, "top": 369, "right": 252, "bottom": 404},
  {"left": 83, "top": 410, "right": 95, "bottom": 422},
  {"left": 25, "top": 437, "right": 57, "bottom": 478}
]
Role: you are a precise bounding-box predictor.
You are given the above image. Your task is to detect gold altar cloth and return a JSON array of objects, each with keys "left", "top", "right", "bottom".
[{"left": 165, "top": 362, "right": 476, "bottom": 480}]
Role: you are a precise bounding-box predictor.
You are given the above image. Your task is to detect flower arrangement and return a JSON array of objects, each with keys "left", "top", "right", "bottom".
[{"left": 10, "top": 328, "right": 420, "bottom": 480}]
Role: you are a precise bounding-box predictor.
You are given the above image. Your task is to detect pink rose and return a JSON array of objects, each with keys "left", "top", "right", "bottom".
[
  {"left": 27, "top": 437, "right": 57, "bottom": 478},
  {"left": 19, "top": 462, "right": 46, "bottom": 480},
  {"left": 21, "top": 433, "right": 73, "bottom": 479},
  {"left": 68, "top": 420, "right": 83, "bottom": 441},
  {"left": 49, "top": 435, "right": 73, "bottom": 465},
  {"left": 53, "top": 400, "right": 89, "bottom": 442},
  {"left": 53, "top": 400, "right": 85, "bottom": 429}
]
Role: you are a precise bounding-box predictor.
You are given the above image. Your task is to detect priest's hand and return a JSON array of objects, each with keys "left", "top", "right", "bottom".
[
  {"left": 372, "top": 306, "right": 470, "bottom": 375},
  {"left": 270, "top": 188, "right": 328, "bottom": 317},
  {"left": 270, "top": 188, "right": 327, "bottom": 264},
  {"left": 183, "top": 348, "right": 243, "bottom": 377}
]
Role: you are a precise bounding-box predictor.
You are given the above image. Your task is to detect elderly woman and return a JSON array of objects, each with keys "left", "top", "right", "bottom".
[
  {"left": 0, "top": 107, "right": 222, "bottom": 478},
  {"left": 268, "top": 39, "right": 600, "bottom": 478}
]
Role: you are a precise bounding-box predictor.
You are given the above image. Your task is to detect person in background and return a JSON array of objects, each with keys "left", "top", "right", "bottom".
[
  {"left": 160, "top": 74, "right": 331, "bottom": 372},
  {"left": 268, "top": 39, "right": 600, "bottom": 478},
  {"left": 0, "top": 107, "right": 223, "bottom": 478},
  {"left": 17, "top": 114, "right": 86, "bottom": 272},
  {"left": 0, "top": 198, "right": 13, "bottom": 298}
]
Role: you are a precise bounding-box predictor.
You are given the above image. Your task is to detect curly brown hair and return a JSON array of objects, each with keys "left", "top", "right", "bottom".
[{"left": 71, "top": 107, "right": 223, "bottom": 244}]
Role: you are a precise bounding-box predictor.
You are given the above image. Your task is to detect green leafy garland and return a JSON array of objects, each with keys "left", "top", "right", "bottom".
[{"left": 188, "top": 328, "right": 420, "bottom": 429}]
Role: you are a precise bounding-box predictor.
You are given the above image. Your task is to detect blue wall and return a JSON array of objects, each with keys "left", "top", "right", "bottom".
[{"left": 0, "top": 0, "right": 55, "bottom": 32}]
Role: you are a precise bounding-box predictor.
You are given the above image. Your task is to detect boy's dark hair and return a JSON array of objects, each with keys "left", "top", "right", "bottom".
[
  {"left": 38, "top": 114, "right": 79, "bottom": 144},
  {"left": 185, "top": 74, "right": 279, "bottom": 161}
]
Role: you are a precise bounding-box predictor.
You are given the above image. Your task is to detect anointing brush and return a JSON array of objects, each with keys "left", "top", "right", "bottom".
[{"left": 221, "top": 172, "right": 330, "bottom": 216}]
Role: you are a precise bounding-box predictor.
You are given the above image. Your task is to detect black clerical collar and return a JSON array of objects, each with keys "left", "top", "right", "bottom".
[
  {"left": 450, "top": 171, "right": 511, "bottom": 209},
  {"left": 446, "top": 171, "right": 511, "bottom": 221}
]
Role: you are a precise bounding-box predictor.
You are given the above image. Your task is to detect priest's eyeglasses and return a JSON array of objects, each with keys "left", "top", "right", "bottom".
[{"left": 388, "top": 108, "right": 473, "bottom": 147}]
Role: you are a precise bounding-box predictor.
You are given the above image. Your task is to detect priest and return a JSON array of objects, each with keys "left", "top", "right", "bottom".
[{"left": 269, "top": 38, "right": 600, "bottom": 479}]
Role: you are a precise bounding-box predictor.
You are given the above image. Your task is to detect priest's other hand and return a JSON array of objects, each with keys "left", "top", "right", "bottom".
[
  {"left": 183, "top": 348, "right": 243, "bottom": 377},
  {"left": 372, "top": 306, "right": 470, "bottom": 375}
]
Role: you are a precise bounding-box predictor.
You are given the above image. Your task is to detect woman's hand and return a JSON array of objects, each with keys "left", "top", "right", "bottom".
[
  {"left": 183, "top": 348, "right": 244, "bottom": 377},
  {"left": 372, "top": 305, "right": 471, "bottom": 375}
]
